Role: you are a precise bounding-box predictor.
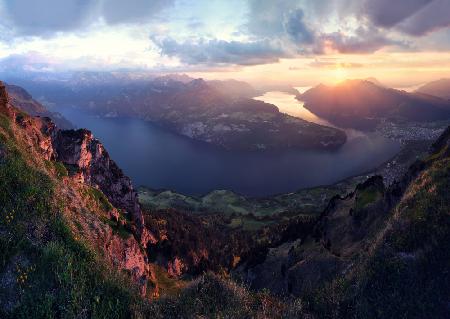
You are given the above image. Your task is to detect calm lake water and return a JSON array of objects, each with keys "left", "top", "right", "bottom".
[{"left": 58, "top": 92, "right": 400, "bottom": 197}]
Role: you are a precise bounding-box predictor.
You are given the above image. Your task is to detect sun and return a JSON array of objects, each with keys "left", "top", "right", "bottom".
[{"left": 332, "top": 66, "right": 348, "bottom": 84}]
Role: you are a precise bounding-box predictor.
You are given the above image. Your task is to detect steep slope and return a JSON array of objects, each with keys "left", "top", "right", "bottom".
[
  {"left": 239, "top": 175, "right": 390, "bottom": 296},
  {"left": 416, "top": 78, "right": 450, "bottom": 100},
  {"left": 339, "top": 127, "right": 450, "bottom": 318},
  {"left": 300, "top": 80, "right": 450, "bottom": 130},
  {"left": 239, "top": 124, "right": 450, "bottom": 318},
  {"left": 0, "top": 81, "right": 159, "bottom": 317}
]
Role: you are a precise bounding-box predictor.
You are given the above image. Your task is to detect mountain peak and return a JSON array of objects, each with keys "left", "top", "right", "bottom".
[
  {"left": 157, "top": 73, "right": 194, "bottom": 83},
  {"left": 364, "top": 77, "right": 384, "bottom": 87}
]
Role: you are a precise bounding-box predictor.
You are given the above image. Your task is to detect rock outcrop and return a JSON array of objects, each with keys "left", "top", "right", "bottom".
[
  {"left": 0, "top": 82, "right": 157, "bottom": 297},
  {"left": 52, "top": 129, "right": 145, "bottom": 232},
  {"left": 49, "top": 128, "right": 158, "bottom": 248}
]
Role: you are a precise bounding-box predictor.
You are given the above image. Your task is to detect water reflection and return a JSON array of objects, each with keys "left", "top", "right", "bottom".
[
  {"left": 254, "top": 90, "right": 367, "bottom": 140},
  {"left": 254, "top": 91, "right": 330, "bottom": 126}
]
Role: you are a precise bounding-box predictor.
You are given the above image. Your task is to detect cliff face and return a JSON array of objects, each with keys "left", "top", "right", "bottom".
[
  {"left": 0, "top": 81, "right": 156, "bottom": 302},
  {"left": 52, "top": 129, "right": 146, "bottom": 233},
  {"left": 1, "top": 81, "right": 150, "bottom": 241}
]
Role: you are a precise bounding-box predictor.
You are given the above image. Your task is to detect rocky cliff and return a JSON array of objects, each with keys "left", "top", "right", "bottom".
[
  {"left": 1, "top": 81, "right": 152, "bottom": 244},
  {"left": 0, "top": 81, "right": 157, "bottom": 311},
  {"left": 52, "top": 129, "right": 146, "bottom": 234}
]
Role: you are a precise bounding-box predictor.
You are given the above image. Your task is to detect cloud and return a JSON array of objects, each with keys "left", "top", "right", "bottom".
[
  {"left": 245, "top": 0, "right": 297, "bottom": 38},
  {"left": 0, "top": 0, "right": 174, "bottom": 37},
  {"left": 317, "top": 26, "right": 402, "bottom": 54},
  {"left": 1, "top": 0, "right": 98, "bottom": 36},
  {"left": 0, "top": 52, "right": 59, "bottom": 74},
  {"left": 398, "top": 0, "right": 450, "bottom": 36},
  {"left": 153, "top": 37, "right": 289, "bottom": 66},
  {"left": 362, "top": 0, "right": 432, "bottom": 28},
  {"left": 309, "top": 59, "right": 364, "bottom": 68},
  {"left": 151, "top": 1, "right": 402, "bottom": 67},
  {"left": 361, "top": 0, "right": 450, "bottom": 36},
  {"left": 101, "top": 0, "right": 174, "bottom": 25},
  {"left": 1, "top": 0, "right": 449, "bottom": 72},
  {"left": 284, "top": 9, "right": 314, "bottom": 44},
  {"left": 186, "top": 20, "right": 205, "bottom": 30}
]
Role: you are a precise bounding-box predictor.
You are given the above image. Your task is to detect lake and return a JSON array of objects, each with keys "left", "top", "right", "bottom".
[{"left": 58, "top": 92, "right": 401, "bottom": 197}]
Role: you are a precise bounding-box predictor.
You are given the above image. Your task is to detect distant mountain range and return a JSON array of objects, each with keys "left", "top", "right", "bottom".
[
  {"left": 299, "top": 79, "right": 450, "bottom": 130},
  {"left": 416, "top": 78, "right": 450, "bottom": 100},
  {"left": 5, "top": 83, "right": 73, "bottom": 129},
  {"left": 6, "top": 74, "right": 346, "bottom": 151}
]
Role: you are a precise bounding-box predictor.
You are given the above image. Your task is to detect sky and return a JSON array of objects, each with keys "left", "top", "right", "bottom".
[{"left": 0, "top": 0, "right": 450, "bottom": 87}]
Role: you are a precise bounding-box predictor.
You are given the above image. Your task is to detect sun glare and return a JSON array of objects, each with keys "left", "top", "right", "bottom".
[{"left": 332, "top": 67, "right": 348, "bottom": 84}]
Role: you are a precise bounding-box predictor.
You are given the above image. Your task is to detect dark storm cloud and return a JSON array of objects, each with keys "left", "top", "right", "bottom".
[{"left": 153, "top": 37, "right": 289, "bottom": 66}]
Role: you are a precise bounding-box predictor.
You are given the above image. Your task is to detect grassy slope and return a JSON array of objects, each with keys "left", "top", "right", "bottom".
[
  {"left": 138, "top": 178, "right": 361, "bottom": 217},
  {"left": 310, "top": 140, "right": 450, "bottom": 318},
  {"left": 0, "top": 112, "right": 144, "bottom": 318},
  {"left": 138, "top": 177, "right": 362, "bottom": 234}
]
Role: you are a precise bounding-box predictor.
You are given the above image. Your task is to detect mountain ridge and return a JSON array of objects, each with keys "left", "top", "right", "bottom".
[
  {"left": 300, "top": 79, "right": 450, "bottom": 130},
  {"left": 7, "top": 76, "right": 348, "bottom": 151},
  {"left": 416, "top": 78, "right": 450, "bottom": 100}
]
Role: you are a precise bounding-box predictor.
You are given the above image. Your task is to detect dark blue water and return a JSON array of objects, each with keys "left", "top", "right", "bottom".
[{"left": 58, "top": 107, "right": 400, "bottom": 197}]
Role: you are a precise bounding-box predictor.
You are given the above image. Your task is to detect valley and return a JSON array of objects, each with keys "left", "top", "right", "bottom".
[
  {"left": 1, "top": 77, "right": 450, "bottom": 318},
  {"left": 2, "top": 0, "right": 450, "bottom": 317}
]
